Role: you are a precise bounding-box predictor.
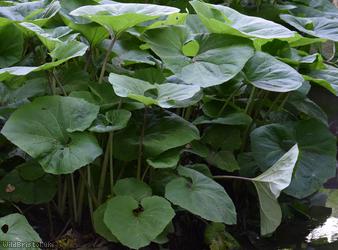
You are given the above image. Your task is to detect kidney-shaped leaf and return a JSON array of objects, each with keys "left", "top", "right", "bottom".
[
  {"left": 251, "top": 119, "right": 336, "bottom": 198},
  {"left": 109, "top": 73, "right": 201, "bottom": 108},
  {"left": 1, "top": 96, "right": 102, "bottom": 174},
  {"left": 252, "top": 145, "right": 299, "bottom": 235},
  {"left": 143, "top": 25, "right": 254, "bottom": 88},
  {"left": 165, "top": 166, "right": 236, "bottom": 224},
  {"left": 0, "top": 213, "right": 41, "bottom": 249},
  {"left": 70, "top": 3, "right": 179, "bottom": 33},
  {"left": 244, "top": 52, "right": 303, "bottom": 92},
  {"left": 104, "top": 195, "right": 175, "bottom": 249},
  {"left": 191, "top": 1, "right": 295, "bottom": 39}
]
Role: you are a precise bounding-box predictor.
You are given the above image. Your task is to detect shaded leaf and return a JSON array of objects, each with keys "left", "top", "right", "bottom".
[{"left": 165, "top": 166, "right": 236, "bottom": 224}]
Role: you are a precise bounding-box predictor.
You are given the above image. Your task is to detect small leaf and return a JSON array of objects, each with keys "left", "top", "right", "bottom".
[
  {"left": 182, "top": 40, "right": 199, "bottom": 57},
  {"left": 165, "top": 166, "right": 236, "bottom": 224},
  {"left": 90, "top": 110, "right": 131, "bottom": 133},
  {"left": 146, "top": 148, "right": 181, "bottom": 169},
  {"left": 104, "top": 195, "right": 175, "bottom": 249}
]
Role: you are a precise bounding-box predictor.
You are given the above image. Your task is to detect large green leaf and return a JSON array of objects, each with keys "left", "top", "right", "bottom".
[
  {"left": 0, "top": 162, "right": 57, "bottom": 204},
  {"left": 0, "top": 213, "right": 41, "bottom": 249},
  {"left": 1, "top": 96, "right": 102, "bottom": 174},
  {"left": 109, "top": 73, "right": 201, "bottom": 108},
  {"left": 70, "top": 3, "right": 179, "bottom": 33},
  {"left": 0, "top": 23, "right": 23, "bottom": 68},
  {"left": 104, "top": 195, "right": 175, "bottom": 249},
  {"left": 0, "top": 40, "right": 88, "bottom": 81},
  {"left": 190, "top": 1, "right": 296, "bottom": 39},
  {"left": 143, "top": 26, "right": 254, "bottom": 87},
  {"left": 252, "top": 145, "right": 299, "bottom": 235},
  {"left": 243, "top": 52, "right": 303, "bottom": 92},
  {"left": 304, "top": 64, "right": 338, "bottom": 96},
  {"left": 165, "top": 166, "right": 236, "bottom": 224},
  {"left": 113, "top": 110, "right": 200, "bottom": 160},
  {"left": 280, "top": 15, "right": 338, "bottom": 42},
  {"left": 251, "top": 119, "right": 337, "bottom": 198}
]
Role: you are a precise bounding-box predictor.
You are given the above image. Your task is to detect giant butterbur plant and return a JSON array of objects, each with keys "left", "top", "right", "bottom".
[{"left": 0, "top": 0, "right": 337, "bottom": 249}]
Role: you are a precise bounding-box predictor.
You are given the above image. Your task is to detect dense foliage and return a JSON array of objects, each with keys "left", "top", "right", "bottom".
[{"left": 0, "top": 0, "right": 337, "bottom": 249}]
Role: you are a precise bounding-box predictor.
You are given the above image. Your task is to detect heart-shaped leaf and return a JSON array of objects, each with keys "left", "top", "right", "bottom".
[
  {"left": 109, "top": 73, "right": 201, "bottom": 108},
  {"left": 165, "top": 166, "right": 236, "bottom": 224},
  {"left": 251, "top": 119, "right": 336, "bottom": 198},
  {"left": 104, "top": 195, "right": 175, "bottom": 249},
  {"left": 143, "top": 25, "right": 254, "bottom": 87},
  {"left": 70, "top": 3, "right": 179, "bottom": 34},
  {"left": 0, "top": 213, "right": 41, "bottom": 249},
  {"left": 243, "top": 52, "right": 303, "bottom": 92},
  {"left": 1, "top": 96, "right": 102, "bottom": 174},
  {"left": 252, "top": 145, "right": 299, "bottom": 235},
  {"left": 191, "top": 1, "right": 295, "bottom": 39}
]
